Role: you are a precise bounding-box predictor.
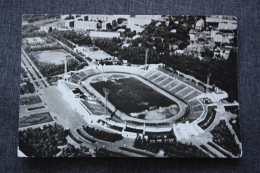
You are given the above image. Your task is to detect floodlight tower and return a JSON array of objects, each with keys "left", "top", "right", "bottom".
[
  {"left": 144, "top": 36, "right": 154, "bottom": 65},
  {"left": 63, "top": 55, "right": 70, "bottom": 80},
  {"left": 103, "top": 88, "right": 110, "bottom": 115},
  {"left": 206, "top": 73, "right": 211, "bottom": 93},
  {"left": 145, "top": 48, "right": 149, "bottom": 65}
]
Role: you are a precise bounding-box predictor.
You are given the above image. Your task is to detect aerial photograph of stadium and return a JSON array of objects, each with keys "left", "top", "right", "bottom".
[{"left": 18, "top": 14, "right": 242, "bottom": 158}]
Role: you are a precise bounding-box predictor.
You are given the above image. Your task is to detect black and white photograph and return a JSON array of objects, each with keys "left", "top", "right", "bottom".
[{"left": 18, "top": 14, "right": 241, "bottom": 158}]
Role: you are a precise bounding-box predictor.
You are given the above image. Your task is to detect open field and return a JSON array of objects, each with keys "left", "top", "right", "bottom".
[
  {"left": 81, "top": 46, "right": 114, "bottom": 60},
  {"left": 19, "top": 112, "right": 53, "bottom": 128},
  {"left": 31, "top": 49, "right": 72, "bottom": 65},
  {"left": 90, "top": 76, "right": 176, "bottom": 115},
  {"left": 24, "top": 37, "right": 46, "bottom": 45}
]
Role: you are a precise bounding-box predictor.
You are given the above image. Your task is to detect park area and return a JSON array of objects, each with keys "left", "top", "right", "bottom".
[
  {"left": 31, "top": 49, "right": 72, "bottom": 65},
  {"left": 90, "top": 76, "right": 177, "bottom": 116},
  {"left": 19, "top": 112, "right": 53, "bottom": 128}
]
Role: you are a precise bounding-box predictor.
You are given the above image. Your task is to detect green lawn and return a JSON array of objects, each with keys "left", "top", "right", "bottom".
[
  {"left": 19, "top": 112, "right": 53, "bottom": 128},
  {"left": 90, "top": 77, "right": 176, "bottom": 114},
  {"left": 20, "top": 95, "right": 42, "bottom": 105}
]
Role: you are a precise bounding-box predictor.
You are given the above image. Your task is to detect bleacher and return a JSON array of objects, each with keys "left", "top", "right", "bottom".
[
  {"left": 159, "top": 77, "right": 173, "bottom": 86},
  {"left": 68, "top": 76, "right": 80, "bottom": 84},
  {"left": 111, "top": 115, "right": 124, "bottom": 123},
  {"left": 187, "top": 111, "right": 204, "bottom": 122},
  {"left": 176, "top": 87, "right": 194, "bottom": 98},
  {"left": 183, "top": 90, "right": 201, "bottom": 101},
  {"left": 68, "top": 69, "right": 97, "bottom": 84},
  {"left": 126, "top": 120, "right": 144, "bottom": 126},
  {"left": 143, "top": 70, "right": 156, "bottom": 78},
  {"left": 84, "top": 69, "right": 96, "bottom": 76},
  {"left": 164, "top": 80, "right": 180, "bottom": 90},
  {"left": 77, "top": 71, "right": 87, "bottom": 78},
  {"left": 198, "top": 106, "right": 217, "bottom": 130},
  {"left": 81, "top": 99, "right": 106, "bottom": 115},
  {"left": 143, "top": 69, "right": 206, "bottom": 123},
  {"left": 189, "top": 99, "right": 201, "bottom": 107},
  {"left": 153, "top": 74, "right": 167, "bottom": 83},
  {"left": 170, "top": 83, "right": 187, "bottom": 94},
  {"left": 124, "top": 127, "right": 144, "bottom": 134},
  {"left": 147, "top": 72, "right": 161, "bottom": 81},
  {"left": 108, "top": 125, "right": 123, "bottom": 132},
  {"left": 101, "top": 65, "right": 145, "bottom": 75},
  {"left": 192, "top": 105, "right": 204, "bottom": 112}
]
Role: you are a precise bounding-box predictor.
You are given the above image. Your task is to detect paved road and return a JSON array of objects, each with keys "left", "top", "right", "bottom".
[{"left": 21, "top": 49, "right": 50, "bottom": 89}]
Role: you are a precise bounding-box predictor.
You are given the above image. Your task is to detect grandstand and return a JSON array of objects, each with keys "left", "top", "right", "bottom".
[
  {"left": 142, "top": 69, "right": 203, "bottom": 103},
  {"left": 81, "top": 98, "right": 106, "bottom": 115},
  {"left": 170, "top": 83, "right": 187, "bottom": 94},
  {"left": 141, "top": 68, "right": 208, "bottom": 125},
  {"left": 164, "top": 80, "right": 180, "bottom": 90},
  {"left": 198, "top": 106, "right": 217, "bottom": 130},
  {"left": 153, "top": 74, "right": 168, "bottom": 83},
  {"left": 68, "top": 69, "right": 97, "bottom": 84},
  {"left": 158, "top": 77, "right": 172, "bottom": 86},
  {"left": 183, "top": 90, "right": 202, "bottom": 101},
  {"left": 176, "top": 87, "right": 194, "bottom": 98}
]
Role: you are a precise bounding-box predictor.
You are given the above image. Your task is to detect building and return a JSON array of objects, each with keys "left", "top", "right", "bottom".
[
  {"left": 195, "top": 19, "right": 205, "bottom": 30},
  {"left": 213, "top": 45, "right": 232, "bottom": 59},
  {"left": 64, "top": 15, "right": 117, "bottom": 31},
  {"left": 65, "top": 19, "right": 107, "bottom": 31},
  {"left": 89, "top": 31, "right": 120, "bottom": 38},
  {"left": 212, "top": 32, "right": 234, "bottom": 44},
  {"left": 206, "top": 16, "right": 237, "bottom": 30},
  {"left": 189, "top": 29, "right": 198, "bottom": 41}
]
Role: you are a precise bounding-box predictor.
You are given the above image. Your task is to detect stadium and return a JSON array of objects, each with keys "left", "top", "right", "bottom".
[{"left": 57, "top": 63, "right": 232, "bottom": 139}]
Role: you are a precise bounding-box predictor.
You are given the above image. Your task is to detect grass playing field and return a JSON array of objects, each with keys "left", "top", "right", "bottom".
[
  {"left": 90, "top": 77, "right": 176, "bottom": 114},
  {"left": 31, "top": 49, "right": 72, "bottom": 65}
]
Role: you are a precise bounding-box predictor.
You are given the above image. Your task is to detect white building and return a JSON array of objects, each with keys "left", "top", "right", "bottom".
[
  {"left": 64, "top": 15, "right": 117, "bottom": 31},
  {"left": 213, "top": 32, "right": 234, "bottom": 44},
  {"left": 65, "top": 19, "right": 107, "bottom": 31},
  {"left": 89, "top": 31, "right": 120, "bottom": 38},
  {"left": 195, "top": 19, "right": 204, "bottom": 30},
  {"left": 206, "top": 16, "right": 237, "bottom": 30}
]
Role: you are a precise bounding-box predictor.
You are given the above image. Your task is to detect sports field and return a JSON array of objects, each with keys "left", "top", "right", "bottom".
[
  {"left": 31, "top": 49, "right": 72, "bottom": 65},
  {"left": 90, "top": 77, "right": 176, "bottom": 114}
]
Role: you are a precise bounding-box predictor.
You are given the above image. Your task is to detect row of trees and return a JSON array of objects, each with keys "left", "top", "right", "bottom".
[
  {"left": 59, "top": 144, "right": 91, "bottom": 157},
  {"left": 133, "top": 135, "right": 209, "bottom": 157},
  {"left": 50, "top": 30, "right": 93, "bottom": 47},
  {"left": 83, "top": 125, "right": 123, "bottom": 142},
  {"left": 211, "top": 120, "right": 241, "bottom": 156},
  {"left": 20, "top": 80, "right": 35, "bottom": 95},
  {"left": 22, "top": 14, "right": 60, "bottom": 23},
  {"left": 19, "top": 124, "right": 67, "bottom": 157},
  {"left": 19, "top": 123, "right": 92, "bottom": 157}
]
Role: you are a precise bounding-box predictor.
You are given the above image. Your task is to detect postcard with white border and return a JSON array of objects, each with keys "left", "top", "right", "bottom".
[{"left": 18, "top": 15, "right": 241, "bottom": 158}]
